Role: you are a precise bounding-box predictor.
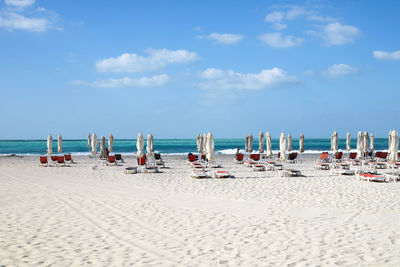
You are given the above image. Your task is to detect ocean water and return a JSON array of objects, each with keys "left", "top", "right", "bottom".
[{"left": 0, "top": 138, "right": 389, "bottom": 155}]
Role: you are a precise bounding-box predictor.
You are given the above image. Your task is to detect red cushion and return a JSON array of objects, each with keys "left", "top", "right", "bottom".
[{"left": 40, "top": 157, "right": 47, "bottom": 164}]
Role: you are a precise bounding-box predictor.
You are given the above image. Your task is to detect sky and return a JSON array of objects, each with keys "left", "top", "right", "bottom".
[{"left": 0, "top": 0, "right": 399, "bottom": 139}]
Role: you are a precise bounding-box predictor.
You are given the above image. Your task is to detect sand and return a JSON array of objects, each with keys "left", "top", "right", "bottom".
[{"left": 0, "top": 154, "right": 399, "bottom": 266}]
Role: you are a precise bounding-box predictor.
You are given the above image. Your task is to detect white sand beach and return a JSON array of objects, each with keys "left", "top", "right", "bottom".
[{"left": 0, "top": 154, "right": 399, "bottom": 266}]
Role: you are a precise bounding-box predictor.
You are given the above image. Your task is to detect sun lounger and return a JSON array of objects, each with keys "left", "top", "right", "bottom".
[
  {"left": 386, "top": 162, "right": 400, "bottom": 169},
  {"left": 318, "top": 152, "right": 329, "bottom": 163},
  {"left": 358, "top": 173, "right": 387, "bottom": 182},
  {"left": 346, "top": 152, "right": 360, "bottom": 165},
  {"left": 187, "top": 154, "right": 197, "bottom": 163},
  {"left": 64, "top": 154, "right": 73, "bottom": 163},
  {"left": 154, "top": 153, "right": 165, "bottom": 167},
  {"left": 244, "top": 161, "right": 257, "bottom": 167},
  {"left": 124, "top": 167, "right": 137, "bottom": 174},
  {"left": 115, "top": 154, "right": 124, "bottom": 163},
  {"left": 383, "top": 172, "right": 400, "bottom": 182},
  {"left": 234, "top": 153, "right": 244, "bottom": 164},
  {"left": 331, "top": 169, "right": 355, "bottom": 175},
  {"left": 279, "top": 169, "right": 302, "bottom": 177},
  {"left": 50, "top": 155, "right": 58, "bottom": 165},
  {"left": 375, "top": 152, "right": 388, "bottom": 162},
  {"left": 332, "top": 151, "right": 343, "bottom": 162},
  {"left": 208, "top": 161, "right": 221, "bottom": 168},
  {"left": 56, "top": 156, "right": 65, "bottom": 167},
  {"left": 252, "top": 164, "right": 266, "bottom": 171},
  {"left": 39, "top": 156, "right": 48, "bottom": 167},
  {"left": 191, "top": 170, "right": 208, "bottom": 179},
  {"left": 368, "top": 162, "right": 386, "bottom": 169},
  {"left": 315, "top": 162, "right": 330, "bottom": 170},
  {"left": 137, "top": 155, "right": 158, "bottom": 173},
  {"left": 287, "top": 152, "right": 298, "bottom": 163},
  {"left": 331, "top": 163, "right": 350, "bottom": 170},
  {"left": 266, "top": 161, "right": 283, "bottom": 170},
  {"left": 213, "top": 170, "right": 231, "bottom": 178},
  {"left": 107, "top": 155, "right": 117, "bottom": 166},
  {"left": 249, "top": 153, "right": 260, "bottom": 161}
]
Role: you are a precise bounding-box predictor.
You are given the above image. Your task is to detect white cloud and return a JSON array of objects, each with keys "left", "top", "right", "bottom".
[
  {"left": 205, "top": 32, "right": 244, "bottom": 44},
  {"left": 273, "top": 23, "right": 288, "bottom": 30},
  {"left": 373, "top": 50, "right": 400, "bottom": 61},
  {"left": 265, "top": 11, "right": 284, "bottom": 23},
  {"left": 303, "top": 70, "right": 314, "bottom": 75},
  {"left": 77, "top": 74, "right": 170, "bottom": 88},
  {"left": 0, "top": 12, "right": 48, "bottom": 32},
  {"left": 314, "top": 22, "right": 360, "bottom": 45},
  {"left": 199, "top": 67, "right": 298, "bottom": 90},
  {"left": 91, "top": 75, "right": 169, "bottom": 88},
  {"left": 95, "top": 48, "right": 199, "bottom": 73},
  {"left": 307, "top": 15, "right": 336, "bottom": 22},
  {"left": 324, "top": 64, "right": 358, "bottom": 77},
  {"left": 259, "top": 32, "right": 303, "bottom": 48},
  {"left": 5, "top": 0, "right": 35, "bottom": 8}
]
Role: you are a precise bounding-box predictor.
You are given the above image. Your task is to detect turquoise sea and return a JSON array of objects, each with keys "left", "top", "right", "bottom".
[{"left": 0, "top": 138, "right": 390, "bottom": 155}]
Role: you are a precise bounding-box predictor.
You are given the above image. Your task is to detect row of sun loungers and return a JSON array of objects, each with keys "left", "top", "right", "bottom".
[
  {"left": 188, "top": 154, "right": 231, "bottom": 178},
  {"left": 39, "top": 154, "right": 73, "bottom": 167}
]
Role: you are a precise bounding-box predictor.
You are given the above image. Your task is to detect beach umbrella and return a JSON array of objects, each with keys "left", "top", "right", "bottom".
[
  {"left": 258, "top": 131, "right": 264, "bottom": 153},
  {"left": 266, "top": 131, "right": 272, "bottom": 157},
  {"left": 206, "top": 132, "right": 214, "bottom": 161},
  {"left": 47, "top": 134, "right": 53, "bottom": 155},
  {"left": 108, "top": 134, "right": 114, "bottom": 153},
  {"left": 146, "top": 134, "right": 154, "bottom": 158},
  {"left": 299, "top": 133, "right": 305, "bottom": 153},
  {"left": 136, "top": 132, "right": 144, "bottom": 159},
  {"left": 99, "top": 136, "right": 106, "bottom": 158},
  {"left": 197, "top": 134, "right": 203, "bottom": 154},
  {"left": 279, "top": 132, "right": 286, "bottom": 161},
  {"left": 57, "top": 134, "right": 62, "bottom": 153},
  {"left": 370, "top": 133, "right": 375, "bottom": 151},
  {"left": 388, "top": 130, "right": 392, "bottom": 159},
  {"left": 346, "top": 132, "right": 351, "bottom": 151},
  {"left": 356, "top": 131, "right": 364, "bottom": 159},
  {"left": 389, "top": 130, "right": 399, "bottom": 162},
  {"left": 287, "top": 134, "right": 292, "bottom": 152},
  {"left": 202, "top": 133, "right": 207, "bottom": 156},
  {"left": 248, "top": 133, "right": 253, "bottom": 153},
  {"left": 87, "top": 133, "right": 91, "bottom": 150},
  {"left": 91, "top": 133, "right": 97, "bottom": 157},
  {"left": 331, "top": 131, "right": 338, "bottom": 156},
  {"left": 363, "top": 131, "right": 369, "bottom": 153},
  {"left": 245, "top": 134, "right": 249, "bottom": 152}
]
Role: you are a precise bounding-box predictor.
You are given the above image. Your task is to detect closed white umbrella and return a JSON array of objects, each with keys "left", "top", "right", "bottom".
[
  {"left": 248, "top": 133, "right": 253, "bottom": 153},
  {"left": 136, "top": 132, "right": 144, "bottom": 159},
  {"left": 108, "top": 134, "right": 114, "bottom": 153},
  {"left": 245, "top": 135, "right": 249, "bottom": 152},
  {"left": 202, "top": 133, "right": 207, "bottom": 156},
  {"left": 258, "top": 131, "right": 264, "bottom": 153},
  {"left": 346, "top": 132, "right": 351, "bottom": 151},
  {"left": 206, "top": 132, "right": 214, "bottom": 161},
  {"left": 279, "top": 132, "right": 286, "bottom": 161},
  {"left": 389, "top": 130, "right": 399, "bottom": 162},
  {"left": 57, "top": 134, "right": 62, "bottom": 153},
  {"left": 100, "top": 136, "right": 106, "bottom": 158},
  {"left": 299, "top": 133, "right": 305, "bottom": 153},
  {"left": 87, "top": 133, "right": 91, "bottom": 150},
  {"left": 266, "top": 131, "right": 272, "bottom": 157},
  {"left": 146, "top": 134, "right": 154, "bottom": 158},
  {"left": 356, "top": 131, "right": 363, "bottom": 159},
  {"left": 91, "top": 133, "right": 98, "bottom": 157},
  {"left": 197, "top": 134, "right": 203, "bottom": 154},
  {"left": 47, "top": 134, "right": 53, "bottom": 155},
  {"left": 287, "top": 134, "right": 292, "bottom": 152},
  {"left": 363, "top": 131, "right": 369, "bottom": 154},
  {"left": 370, "top": 133, "right": 375, "bottom": 151},
  {"left": 331, "top": 131, "right": 338, "bottom": 156}
]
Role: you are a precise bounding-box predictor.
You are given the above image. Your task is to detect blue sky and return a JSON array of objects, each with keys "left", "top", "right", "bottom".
[{"left": 0, "top": 0, "right": 399, "bottom": 139}]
